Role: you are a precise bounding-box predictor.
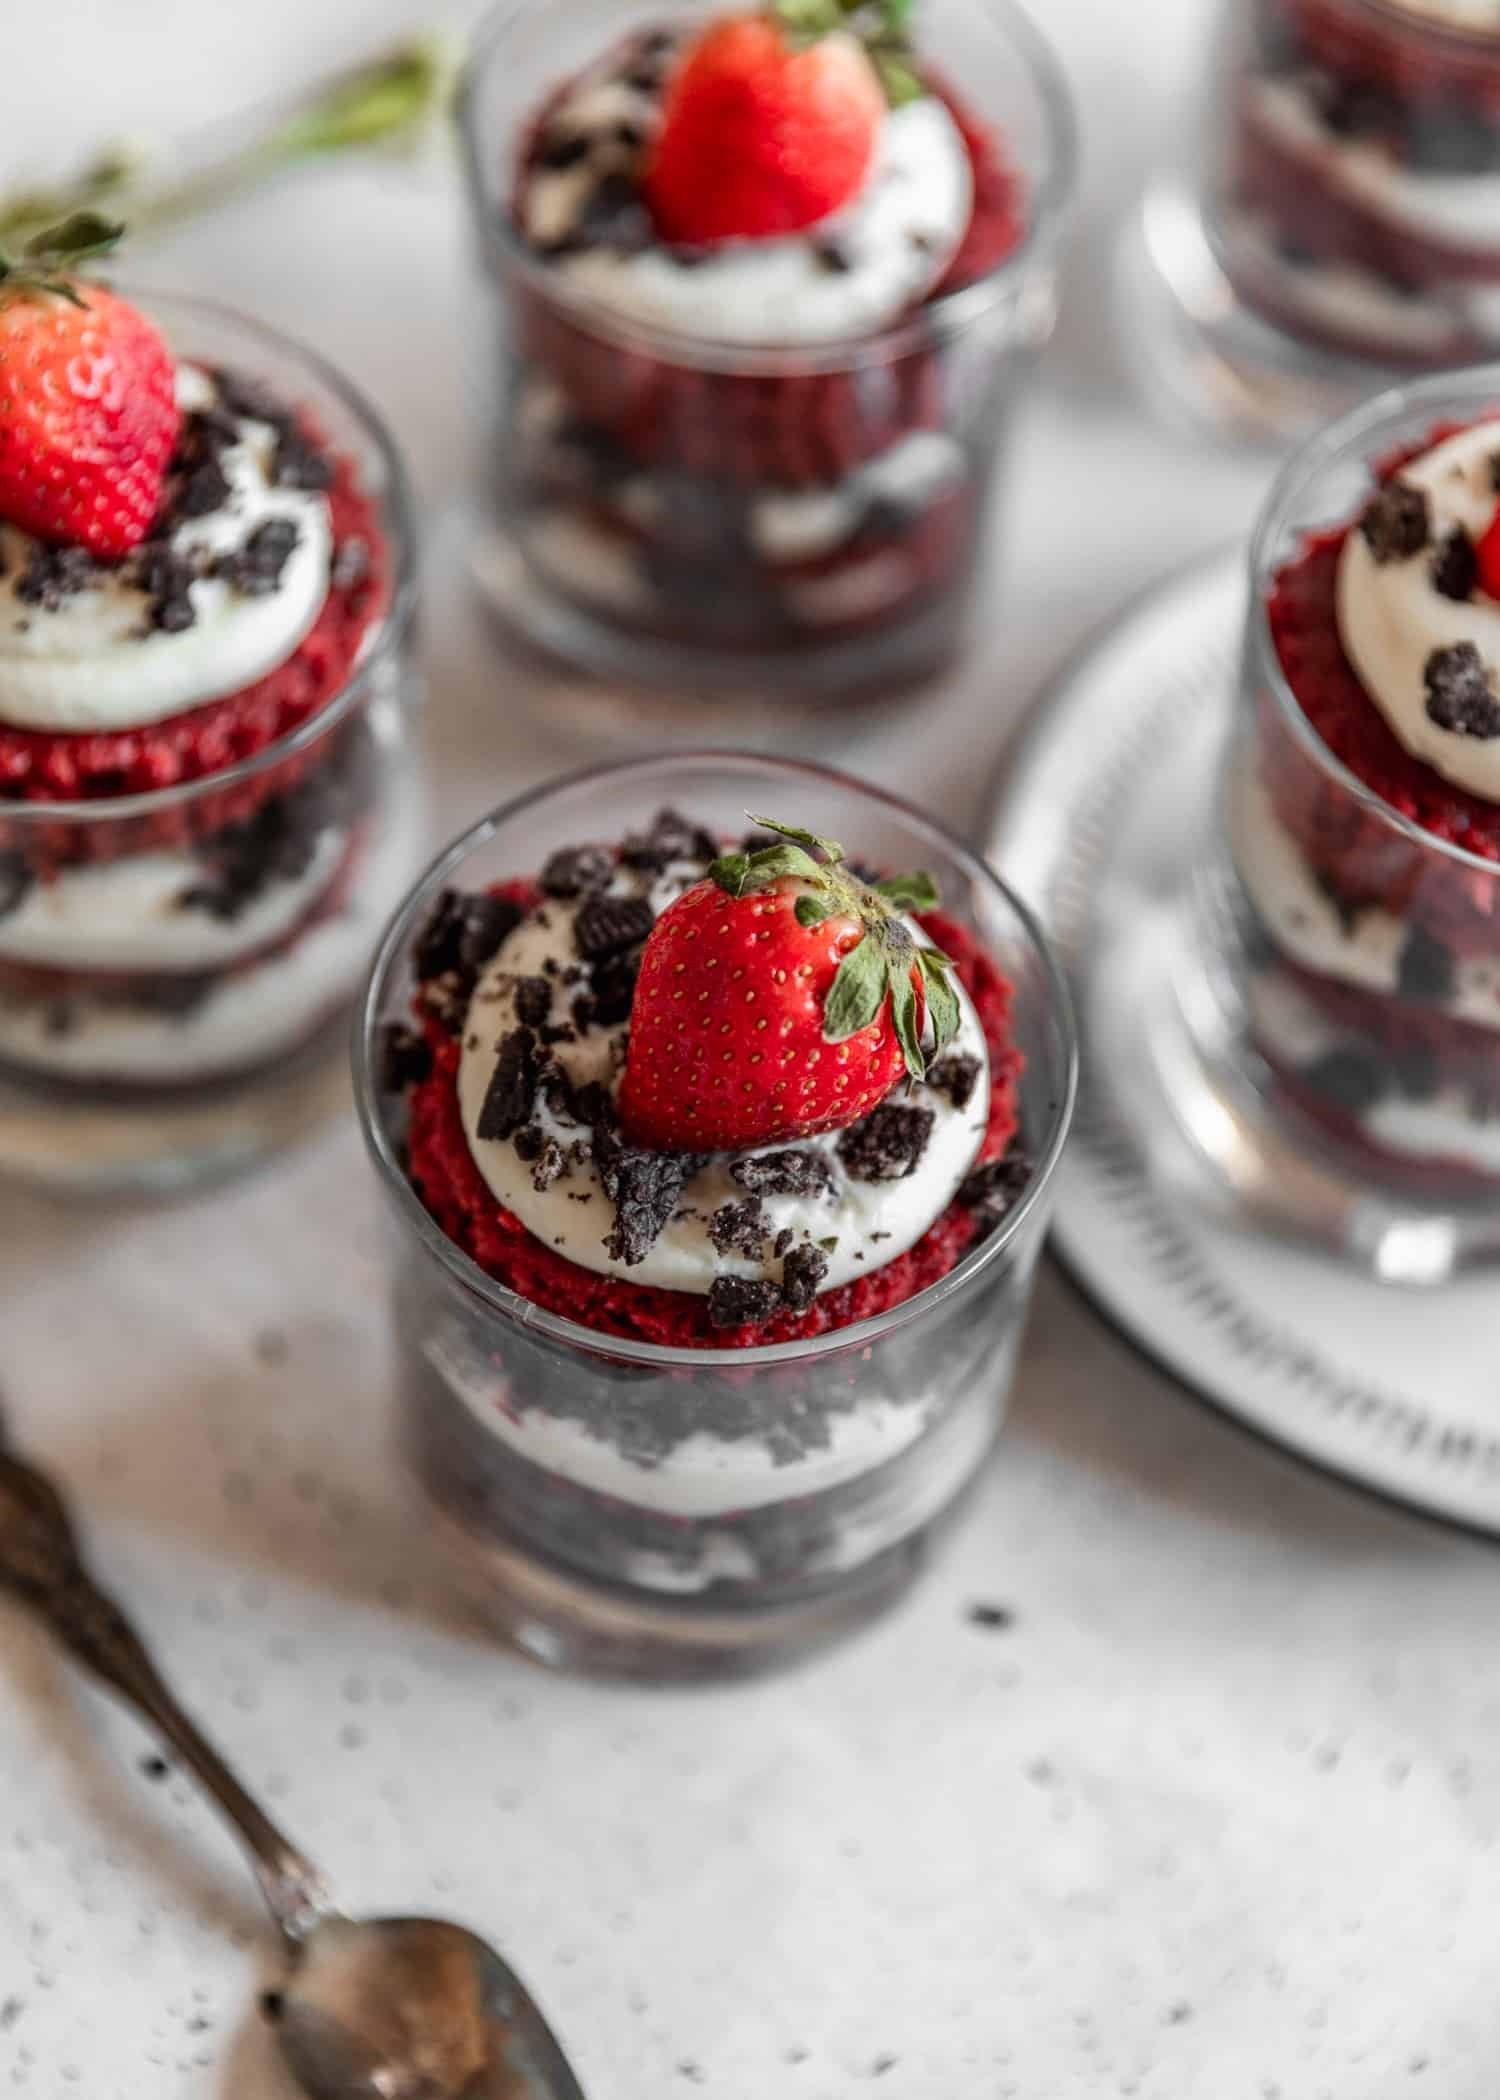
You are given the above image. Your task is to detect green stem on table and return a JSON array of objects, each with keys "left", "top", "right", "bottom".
[{"left": 0, "top": 36, "right": 458, "bottom": 248}]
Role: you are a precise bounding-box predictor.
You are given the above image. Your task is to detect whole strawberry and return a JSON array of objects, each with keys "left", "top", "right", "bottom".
[
  {"left": 0, "top": 214, "right": 180, "bottom": 558},
  {"left": 644, "top": 11, "right": 887, "bottom": 245},
  {"left": 619, "top": 816, "right": 962, "bottom": 1153}
]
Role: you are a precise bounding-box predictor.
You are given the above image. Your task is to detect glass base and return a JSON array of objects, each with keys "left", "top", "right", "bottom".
[
  {"left": 418, "top": 1484, "right": 966, "bottom": 1684},
  {"left": 1119, "top": 177, "right": 1401, "bottom": 449},
  {"left": 0, "top": 1016, "right": 354, "bottom": 1198},
  {"left": 1094, "top": 888, "right": 1500, "bottom": 1286},
  {"left": 466, "top": 512, "right": 966, "bottom": 725}
]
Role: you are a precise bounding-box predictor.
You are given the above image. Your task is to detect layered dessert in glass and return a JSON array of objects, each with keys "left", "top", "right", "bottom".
[
  {"left": 1208, "top": 368, "right": 1500, "bottom": 1219},
  {"left": 1130, "top": 1, "right": 1500, "bottom": 441},
  {"left": 1219, "top": 0, "right": 1500, "bottom": 370},
  {"left": 0, "top": 246, "right": 420, "bottom": 1189},
  {"left": 459, "top": 0, "right": 1073, "bottom": 701},
  {"left": 357, "top": 754, "right": 1074, "bottom": 1677}
]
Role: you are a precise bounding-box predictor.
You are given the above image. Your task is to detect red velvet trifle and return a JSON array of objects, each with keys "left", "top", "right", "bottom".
[
  {"left": 1214, "top": 0, "right": 1500, "bottom": 372},
  {"left": 357, "top": 755, "right": 1074, "bottom": 1677},
  {"left": 1218, "top": 368, "right": 1500, "bottom": 1217},
  {"left": 459, "top": 0, "right": 1073, "bottom": 701},
  {"left": 0, "top": 235, "right": 420, "bottom": 1190}
]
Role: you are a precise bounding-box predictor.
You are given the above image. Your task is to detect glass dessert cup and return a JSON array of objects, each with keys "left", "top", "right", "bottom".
[
  {"left": 1114, "top": 366, "right": 1500, "bottom": 1282},
  {"left": 457, "top": 0, "right": 1074, "bottom": 713},
  {"left": 1126, "top": 0, "right": 1500, "bottom": 445},
  {"left": 0, "top": 294, "right": 422, "bottom": 1196},
  {"left": 355, "top": 752, "right": 1075, "bottom": 1680}
]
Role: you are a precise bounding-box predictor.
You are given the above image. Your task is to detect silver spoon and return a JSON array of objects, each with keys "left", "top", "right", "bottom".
[{"left": 0, "top": 1428, "right": 587, "bottom": 2100}]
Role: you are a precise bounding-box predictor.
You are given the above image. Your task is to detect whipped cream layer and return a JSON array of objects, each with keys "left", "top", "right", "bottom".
[
  {"left": 456, "top": 862, "right": 990, "bottom": 1298},
  {"left": 0, "top": 824, "right": 350, "bottom": 975},
  {"left": 1248, "top": 77, "right": 1500, "bottom": 252},
  {"left": 0, "top": 365, "right": 332, "bottom": 735},
  {"left": 523, "top": 38, "right": 972, "bottom": 345},
  {"left": 1231, "top": 772, "right": 1500, "bottom": 1028},
  {"left": 1337, "top": 421, "right": 1500, "bottom": 798}
]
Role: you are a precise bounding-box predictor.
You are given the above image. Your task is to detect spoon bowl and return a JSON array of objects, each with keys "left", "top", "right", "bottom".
[{"left": 268, "top": 1915, "right": 587, "bottom": 2100}]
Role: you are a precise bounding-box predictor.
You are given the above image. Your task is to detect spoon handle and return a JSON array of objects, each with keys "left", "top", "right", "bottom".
[{"left": 0, "top": 1435, "right": 332, "bottom": 1944}]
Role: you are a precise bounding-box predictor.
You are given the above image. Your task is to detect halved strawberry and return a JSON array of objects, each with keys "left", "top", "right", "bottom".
[
  {"left": 0, "top": 214, "right": 179, "bottom": 558},
  {"left": 643, "top": 13, "right": 886, "bottom": 245},
  {"left": 618, "top": 815, "right": 961, "bottom": 1153}
]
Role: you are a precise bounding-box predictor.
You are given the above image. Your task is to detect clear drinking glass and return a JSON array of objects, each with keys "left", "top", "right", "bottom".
[
  {"left": 457, "top": 0, "right": 1074, "bottom": 709},
  {"left": 1155, "top": 366, "right": 1500, "bottom": 1279},
  {"left": 0, "top": 294, "right": 422, "bottom": 1194},
  {"left": 355, "top": 753, "right": 1075, "bottom": 1679},
  {"left": 1127, "top": 0, "right": 1500, "bottom": 442}
]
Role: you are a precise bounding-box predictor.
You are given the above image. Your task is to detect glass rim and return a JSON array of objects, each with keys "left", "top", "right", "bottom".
[
  {"left": 0, "top": 286, "right": 419, "bottom": 831},
  {"left": 353, "top": 748, "right": 1078, "bottom": 1368},
  {"left": 1247, "top": 358, "right": 1500, "bottom": 880},
  {"left": 456, "top": 0, "right": 1077, "bottom": 375}
]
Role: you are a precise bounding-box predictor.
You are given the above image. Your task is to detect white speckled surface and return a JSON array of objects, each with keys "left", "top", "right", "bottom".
[{"left": 8, "top": 3, "right": 1500, "bottom": 2096}]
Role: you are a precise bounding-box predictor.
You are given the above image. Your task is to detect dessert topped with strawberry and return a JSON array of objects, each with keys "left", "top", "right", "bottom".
[
  {"left": 514, "top": 1, "right": 1021, "bottom": 345},
  {"left": 387, "top": 806, "right": 1027, "bottom": 1345},
  {"left": 0, "top": 218, "right": 407, "bottom": 1100}
]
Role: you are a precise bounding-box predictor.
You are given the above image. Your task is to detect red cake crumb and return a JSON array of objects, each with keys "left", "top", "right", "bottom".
[
  {"left": 0, "top": 451, "right": 387, "bottom": 809},
  {"left": 405, "top": 906, "right": 1024, "bottom": 1350}
]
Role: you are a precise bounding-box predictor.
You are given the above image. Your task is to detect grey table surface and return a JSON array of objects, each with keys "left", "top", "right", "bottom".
[{"left": 5, "top": 3, "right": 1500, "bottom": 2096}]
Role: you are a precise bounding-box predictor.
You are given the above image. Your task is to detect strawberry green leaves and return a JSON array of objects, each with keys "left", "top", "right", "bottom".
[
  {"left": 720, "top": 808, "right": 960, "bottom": 1078},
  {"left": 771, "top": 0, "right": 924, "bottom": 108},
  {"left": 0, "top": 211, "right": 124, "bottom": 307}
]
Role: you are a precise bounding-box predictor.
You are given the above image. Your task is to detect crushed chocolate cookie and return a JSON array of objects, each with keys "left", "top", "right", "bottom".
[
  {"left": 926, "top": 1053, "right": 981, "bottom": 1111},
  {"left": 707, "top": 1274, "right": 782, "bottom": 1330},
  {"left": 132, "top": 973, "right": 216, "bottom": 1018},
  {"left": 730, "top": 1149, "right": 836, "bottom": 1200},
  {"left": 540, "top": 843, "right": 613, "bottom": 898},
  {"left": 546, "top": 170, "right": 654, "bottom": 257},
  {"left": 16, "top": 542, "right": 99, "bottom": 610},
  {"left": 213, "top": 367, "right": 293, "bottom": 428},
  {"left": 540, "top": 1021, "right": 577, "bottom": 1048},
  {"left": 837, "top": 1104, "right": 935, "bottom": 1182},
  {"left": 1359, "top": 480, "right": 1429, "bottom": 564},
  {"left": 1303, "top": 1048, "right": 1385, "bottom": 1115},
  {"left": 1431, "top": 525, "right": 1478, "bottom": 602},
  {"left": 958, "top": 1149, "right": 1032, "bottom": 1225},
  {"left": 180, "top": 763, "right": 346, "bottom": 919},
  {"left": 477, "top": 1027, "right": 539, "bottom": 1141},
  {"left": 175, "top": 451, "right": 232, "bottom": 520},
  {"left": 620, "top": 807, "right": 719, "bottom": 872},
  {"left": 136, "top": 543, "right": 197, "bottom": 633},
  {"left": 773, "top": 1226, "right": 795, "bottom": 1258},
  {"left": 0, "top": 851, "right": 34, "bottom": 919},
  {"left": 529, "top": 1136, "right": 568, "bottom": 1191},
  {"left": 217, "top": 517, "right": 301, "bottom": 597},
  {"left": 1395, "top": 923, "right": 1458, "bottom": 1005},
  {"left": 460, "top": 893, "right": 526, "bottom": 973},
  {"left": 589, "top": 952, "right": 639, "bottom": 1027},
  {"left": 514, "top": 975, "right": 552, "bottom": 1028},
  {"left": 271, "top": 425, "right": 333, "bottom": 492},
  {"left": 378, "top": 1021, "right": 431, "bottom": 1093},
  {"left": 595, "top": 1128, "right": 695, "bottom": 1265},
  {"left": 709, "top": 1196, "right": 768, "bottom": 1259},
  {"left": 575, "top": 893, "right": 653, "bottom": 961},
  {"left": 332, "top": 537, "right": 371, "bottom": 590},
  {"left": 812, "top": 233, "right": 855, "bottom": 273},
  {"left": 1424, "top": 642, "right": 1500, "bottom": 737},
  {"left": 780, "top": 1243, "right": 829, "bottom": 1312},
  {"left": 513, "top": 1122, "right": 546, "bottom": 1161},
  {"left": 538, "top": 130, "right": 592, "bottom": 171}
]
